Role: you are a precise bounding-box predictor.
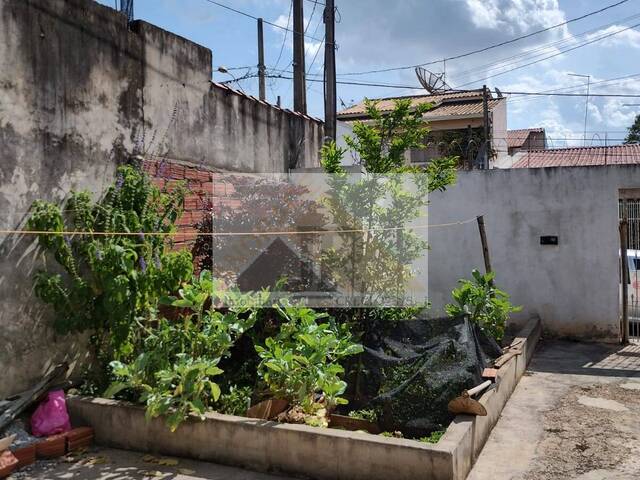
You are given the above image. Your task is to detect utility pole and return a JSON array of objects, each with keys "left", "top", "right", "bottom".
[
  {"left": 118, "top": 0, "right": 134, "bottom": 22},
  {"left": 482, "top": 85, "right": 490, "bottom": 169},
  {"left": 324, "top": 0, "right": 336, "bottom": 142},
  {"left": 257, "top": 18, "right": 266, "bottom": 101},
  {"left": 293, "top": 0, "right": 307, "bottom": 114}
]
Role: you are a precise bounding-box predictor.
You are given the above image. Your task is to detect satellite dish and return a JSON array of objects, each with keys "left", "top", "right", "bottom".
[
  {"left": 495, "top": 87, "right": 503, "bottom": 98},
  {"left": 415, "top": 67, "right": 452, "bottom": 94}
]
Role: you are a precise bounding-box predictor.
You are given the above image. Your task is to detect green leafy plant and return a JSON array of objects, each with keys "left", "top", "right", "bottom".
[
  {"left": 256, "top": 302, "right": 363, "bottom": 413},
  {"left": 106, "top": 270, "right": 269, "bottom": 430},
  {"left": 219, "top": 385, "right": 253, "bottom": 416},
  {"left": 27, "top": 164, "right": 191, "bottom": 360},
  {"left": 445, "top": 269, "right": 521, "bottom": 341},
  {"left": 418, "top": 429, "right": 445, "bottom": 444},
  {"left": 347, "top": 408, "right": 378, "bottom": 422},
  {"left": 108, "top": 354, "right": 223, "bottom": 432}
]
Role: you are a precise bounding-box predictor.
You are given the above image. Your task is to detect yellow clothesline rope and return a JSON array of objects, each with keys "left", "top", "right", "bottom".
[{"left": 0, "top": 217, "right": 479, "bottom": 238}]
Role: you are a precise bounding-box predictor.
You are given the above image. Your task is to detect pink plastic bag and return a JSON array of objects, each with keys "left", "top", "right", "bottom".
[{"left": 31, "top": 390, "right": 71, "bottom": 437}]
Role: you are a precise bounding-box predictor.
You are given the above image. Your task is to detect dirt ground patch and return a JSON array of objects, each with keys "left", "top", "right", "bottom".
[{"left": 523, "top": 381, "right": 640, "bottom": 480}]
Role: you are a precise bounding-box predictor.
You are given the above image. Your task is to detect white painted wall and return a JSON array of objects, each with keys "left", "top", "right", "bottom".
[
  {"left": 426, "top": 165, "right": 640, "bottom": 342},
  {"left": 490, "top": 100, "right": 508, "bottom": 168}
]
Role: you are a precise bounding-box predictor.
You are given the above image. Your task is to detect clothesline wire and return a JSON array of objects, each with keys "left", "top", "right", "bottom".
[{"left": 0, "top": 217, "right": 479, "bottom": 238}]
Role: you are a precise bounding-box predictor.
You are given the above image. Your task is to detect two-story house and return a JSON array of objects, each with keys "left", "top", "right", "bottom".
[{"left": 336, "top": 89, "right": 508, "bottom": 168}]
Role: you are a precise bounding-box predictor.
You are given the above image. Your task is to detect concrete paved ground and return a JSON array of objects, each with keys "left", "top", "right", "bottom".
[
  {"left": 13, "top": 447, "right": 292, "bottom": 480},
  {"left": 468, "top": 339, "right": 640, "bottom": 480}
]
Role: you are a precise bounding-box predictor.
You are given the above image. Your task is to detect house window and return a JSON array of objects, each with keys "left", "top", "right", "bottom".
[{"left": 410, "top": 133, "right": 443, "bottom": 164}]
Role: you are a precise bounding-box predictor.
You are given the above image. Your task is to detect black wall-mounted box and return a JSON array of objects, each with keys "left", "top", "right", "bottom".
[{"left": 540, "top": 236, "right": 558, "bottom": 245}]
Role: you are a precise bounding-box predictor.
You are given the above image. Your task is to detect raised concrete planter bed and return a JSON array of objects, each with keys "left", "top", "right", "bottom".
[{"left": 67, "top": 316, "right": 541, "bottom": 480}]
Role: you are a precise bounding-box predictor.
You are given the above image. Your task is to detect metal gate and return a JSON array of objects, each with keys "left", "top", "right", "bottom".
[{"left": 619, "top": 192, "right": 640, "bottom": 343}]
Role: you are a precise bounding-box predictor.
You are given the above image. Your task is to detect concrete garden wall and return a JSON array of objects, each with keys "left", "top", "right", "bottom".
[
  {"left": 0, "top": 0, "right": 322, "bottom": 398},
  {"left": 427, "top": 164, "right": 640, "bottom": 342},
  {"left": 67, "top": 318, "right": 541, "bottom": 480}
]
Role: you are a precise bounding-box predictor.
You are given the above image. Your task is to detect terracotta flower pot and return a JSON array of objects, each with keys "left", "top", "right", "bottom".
[
  {"left": 11, "top": 444, "right": 37, "bottom": 469},
  {"left": 0, "top": 450, "right": 18, "bottom": 478},
  {"left": 66, "top": 427, "right": 94, "bottom": 451},
  {"left": 246, "top": 399, "right": 289, "bottom": 420},
  {"left": 35, "top": 434, "right": 66, "bottom": 459},
  {"left": 328, "top": 414, "right": 381, "bottom": 434}
]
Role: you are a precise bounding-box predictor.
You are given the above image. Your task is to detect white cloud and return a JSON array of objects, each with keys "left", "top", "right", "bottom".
[
  {"left": 465, "top": 0, "right": 567, "bottom": 35},
  {"left": 586, "top": 25, "right": 640, "bottom": 49},
  {"left": 603, "top": 99, "right": 639, "bottom": 129}
]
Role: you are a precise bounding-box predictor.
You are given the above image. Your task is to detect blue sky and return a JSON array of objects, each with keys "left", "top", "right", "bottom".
[{"left": 96, "top": 0, "right": 640, "bottom": 147}]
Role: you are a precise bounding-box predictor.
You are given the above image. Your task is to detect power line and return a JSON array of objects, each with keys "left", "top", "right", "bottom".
[
  {"left": 449, "top": 12, "right": 640, "bottom": 84},
  {"left": 202, "top": 0, "right": 324, "bottom": 43},
  {"left": 272, "top": 1, "right": 292, "bottom": 72},
  {"left": 307, "top": 39, "right": 325, "bottom": 75},
  {"left": 264, "top": 73, "right": 640, "bottom": 97},
  {"left": 335, "top": 0, "right": 629, "bottom": 76},
  {"left": 508, "top": 72, "right": 640, "bottom": 105},
  {"left": 455, "top": 21, "right": 640, "bottom": 88}
]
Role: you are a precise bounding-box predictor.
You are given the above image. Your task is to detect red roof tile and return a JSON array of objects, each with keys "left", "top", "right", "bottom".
[
  {"left": 337, "top": 90, "right": 491, "bottom": 119},
  {"left": 511, "top": 144, "right": 640, "bottom": 168},
  {"left": 507, "top": 128, "right": 544, "bottom": 149}
]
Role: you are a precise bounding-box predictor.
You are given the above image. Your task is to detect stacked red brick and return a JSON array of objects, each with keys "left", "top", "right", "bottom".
[{"left": 142, "top": 159, "right": 241, "bottom": 251}]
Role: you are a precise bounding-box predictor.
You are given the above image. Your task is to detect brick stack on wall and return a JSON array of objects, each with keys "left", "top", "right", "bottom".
[{"left": 142, "top": 158, "right": 243, "bottom": 251}]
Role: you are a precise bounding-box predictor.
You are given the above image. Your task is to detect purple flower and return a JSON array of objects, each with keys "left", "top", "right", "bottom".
[
  {"left": 138, "top": 232, "right": 145, "bottom": 242},
  {"left": 96, "top": 250, "right": 103, "bottom": 261},
  {"left": 63, "top": 236, "right": 72, "bottom": 248},
  {"left": 158, "top": 160, "right": 169, "bottom": 180},
  {"left": 153, "top": 254, "right": 161, "bottom": 269},
  {"left": 115, "top": 173, "right": 124, "bottom": 190},
  {"left": 139, "top": 256, "right": 147, "bottom": 273}
]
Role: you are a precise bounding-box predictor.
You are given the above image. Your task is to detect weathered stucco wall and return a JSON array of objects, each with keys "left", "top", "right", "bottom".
[
  {"left": 0, "top": 0, "right": 322, "bottom": 397},
  {"left": 427, "top": 165, "right": 640, "bottom": 342}
]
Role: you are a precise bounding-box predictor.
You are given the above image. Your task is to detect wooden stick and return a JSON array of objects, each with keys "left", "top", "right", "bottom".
[{"left": 477, "top": 216, "right": 494, "bottom": 286}]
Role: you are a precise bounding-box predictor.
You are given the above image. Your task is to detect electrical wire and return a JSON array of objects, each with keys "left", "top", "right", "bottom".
[
  {"left": 455, "top": 21, "right": 640, "bottom": 88},
  {"left": 334, "top": 0, "right": 629, "bottom": 76},
  {"left": 307, "top": 38, "right": 325, "bottom": 75},
  {"left": 202, "top": 0, "right": 324, "bottom": 43},
  {"left": 272, "top": 1, "right": 293, "bottom": 72},
  {"left": 263, "top": 73, "right": 640, "bottom": 97},
  {"left": 449, "top": 12, "right": 640, "bottom": 84}
]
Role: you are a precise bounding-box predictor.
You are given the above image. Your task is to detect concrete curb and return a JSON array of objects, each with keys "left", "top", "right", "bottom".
[{"left": 67, "top": 316, "right": 541, "bottom": 480}]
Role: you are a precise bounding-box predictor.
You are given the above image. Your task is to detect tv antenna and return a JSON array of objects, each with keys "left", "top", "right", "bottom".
[{"left": 415, "top": 67, "right": 452, "bottom": 94}]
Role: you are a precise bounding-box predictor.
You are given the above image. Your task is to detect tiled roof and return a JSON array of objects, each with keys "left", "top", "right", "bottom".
[
  {"left": 211, "top": 82, "right": 323, "bottom": 123},
  {"left": 507, "top": 128, "right": 545, "bottom": 149},
  {"left": 511, "top": 144, "right": 640, "bottom": 168},
  {"left": 424, "top": 99, "right": 503, "bottom": 119},
  {"left": 337, "top": 90, "right": 491, "bottom": 119}
]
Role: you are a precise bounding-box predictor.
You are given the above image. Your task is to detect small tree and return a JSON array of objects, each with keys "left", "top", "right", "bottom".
[
  {"left": 625, "top": 114, "right": 640, "bottom": 144},
  {"left": 320, "top": 99, "right": 457, "bottom": 308}
]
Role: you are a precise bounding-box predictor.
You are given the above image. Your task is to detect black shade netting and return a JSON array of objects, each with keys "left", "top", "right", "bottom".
[{"left": 349, "top": 315, "right": 502, "bottom": 438}]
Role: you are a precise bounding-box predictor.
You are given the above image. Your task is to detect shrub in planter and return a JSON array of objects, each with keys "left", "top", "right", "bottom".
[
  {"left": 445, "top": 269, "right": 521, "bottom": 341},
  {"left": 256, "top": 302, "right": 363, "bottom": 416},
  {"left": 27, "top": 164, "right": 192, "bottom": 363},
  {"left": 106, "top": 270, "right": 269, "bottom": 431}
]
